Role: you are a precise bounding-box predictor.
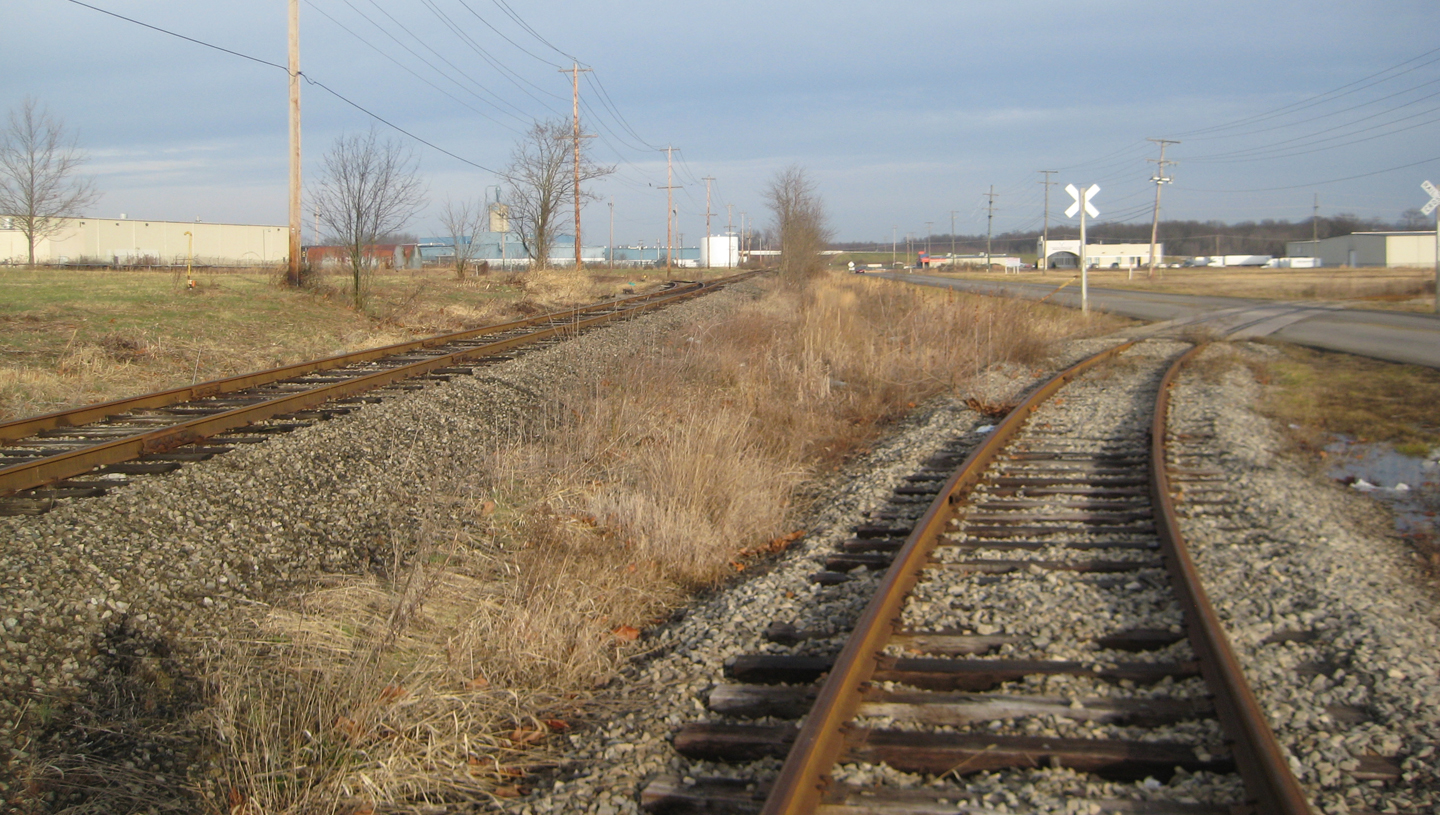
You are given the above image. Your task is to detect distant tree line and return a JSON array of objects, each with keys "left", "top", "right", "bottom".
[{"left": 836, "top": 211, "right": 1433, "bottom": 258}]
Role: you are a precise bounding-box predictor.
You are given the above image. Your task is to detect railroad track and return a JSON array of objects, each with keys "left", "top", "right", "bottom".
[
  {"left": 0, "top": 275, "right": 746, "bottom": 514},
  {"left": 642, "top": 339, "right": 1401, "bottom": 815}
]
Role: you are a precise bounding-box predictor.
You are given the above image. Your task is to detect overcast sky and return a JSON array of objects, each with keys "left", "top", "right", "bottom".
[{"left": 7, "top": 1, "right": 1440, "bottom": 246}]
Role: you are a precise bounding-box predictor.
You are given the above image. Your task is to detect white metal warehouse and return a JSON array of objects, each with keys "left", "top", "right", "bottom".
[
  {"left": 0, "top": 216, "right": 289, "bottom": 266},
  {"left": 1286, "top": 231, "right": 1437, "bottom": 268}
]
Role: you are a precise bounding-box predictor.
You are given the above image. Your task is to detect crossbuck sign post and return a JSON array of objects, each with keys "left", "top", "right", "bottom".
[
  {"left": 1422, "top": 180, "right": 1440, "bottom": 315},
  {"left": 1066, "top": 184, "right": 1100, "bottom": 315}
]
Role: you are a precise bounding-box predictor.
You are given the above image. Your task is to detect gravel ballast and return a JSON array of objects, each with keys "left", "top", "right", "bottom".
[
  {"left": 0, "top": 282, "right": 770, "bottom": 808},
  {"left": 4, "top": 289, "right": 1434, "bottom": 815},
  {"left": 1170, "top": 342, "right": 1440, "bottom": 814}
]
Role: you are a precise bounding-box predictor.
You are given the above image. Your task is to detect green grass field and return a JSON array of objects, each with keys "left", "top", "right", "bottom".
[{"left": 0, "top": 265, "right": 656, "bottom": 421}]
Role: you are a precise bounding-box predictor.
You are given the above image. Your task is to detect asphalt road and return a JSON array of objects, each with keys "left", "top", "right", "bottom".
[{"left": 878, "top": 272, "right": 1440, "bottom": 369}]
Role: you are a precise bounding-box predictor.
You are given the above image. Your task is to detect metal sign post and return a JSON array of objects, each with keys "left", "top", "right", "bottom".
[
  {"left": 1422, "top": 180, "right": 1440, "bottom": 315},
  {"left": 1066, "top": 184, "right": 1100, "bottom": 315}
]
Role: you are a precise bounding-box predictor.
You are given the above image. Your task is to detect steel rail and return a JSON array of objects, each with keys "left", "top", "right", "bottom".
[
  {"left": 0, "top": 280, "right": 722, "bottom": 497},
  {"left": 0, "top": 282, "right": 701, "bottom": 444},
  {"left": 758, "top": 339, "right": 1136, "bottom": 815},
  {"left": 1150, "top": 344, "right": 1316, "bottom": 814},
  {"left": 760, "top": 339, "right": 1315, "bottom": 814}
]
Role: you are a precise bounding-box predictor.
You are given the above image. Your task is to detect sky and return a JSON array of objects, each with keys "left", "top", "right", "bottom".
[{"left": 7, "top": 0, "right": 1440, "bottom": 247}]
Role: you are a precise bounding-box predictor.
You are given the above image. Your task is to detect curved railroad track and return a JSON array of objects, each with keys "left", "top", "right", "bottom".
[
  {"left": 643, "top": 339, "right": 1401, "bottom": 814},
  {"left": 0, "top": 275, "right": 749, "bottom": 514}
]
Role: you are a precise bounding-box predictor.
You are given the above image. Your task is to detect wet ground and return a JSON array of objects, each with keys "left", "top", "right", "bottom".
[{"left": 1327, "top": 438, "right": 1440, "bottom": 542}]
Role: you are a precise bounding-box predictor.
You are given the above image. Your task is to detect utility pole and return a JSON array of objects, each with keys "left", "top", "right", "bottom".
[
  {"left": 608, "top": 196, "right": 614, "bottom": 268},
  {"left": 949, "top": 211, "right": 958, "bottom": 266},
  {"left": 287, "top": 0, "right": 301, "bottom": 285},
  {"left": 1312, "top": 193, "right": 1320, "bottom": 257},
  {"left": 739, "top": 212, "right": 747, "bottom": 267},
  {"left": 1038, "top": 170, "right": 1057, "bottom": 272},
  {"left": 702, "top": 176, "right": 715, "bottom": 268},
  {"left": 891, "top": 225, "right": 897, "bottom": 269},
  {"left": 562, "top": 62, "right": 594, "bottom": 270},
  {"left": 660, "top": 146, "right": 679, "bottom": 272},
  {"left": 984, "top": 185, "right": 997, "bottom": 272},
  {"left": 1146, "top": 138, "right": 1180, "bottom": 280}
]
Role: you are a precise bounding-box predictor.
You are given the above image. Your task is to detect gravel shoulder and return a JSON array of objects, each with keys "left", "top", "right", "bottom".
[
  {"left": 0, "top": 283, "right": 760, "bottom": 808},
  {"left": 1171, "top": 341, "right": 1440, "bottom": 814}
]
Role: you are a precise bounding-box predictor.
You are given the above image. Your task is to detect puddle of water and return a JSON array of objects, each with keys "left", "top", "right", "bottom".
[{"left": 1324, "top": 436, "right": 1440, "bottom": 539}]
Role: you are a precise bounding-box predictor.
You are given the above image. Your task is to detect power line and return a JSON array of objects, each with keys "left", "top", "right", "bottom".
[
  {"left": 305, "top": 0, "right": 525, "bottom": 131},
  {"left": 63, "top": 0, "right": 287, "bottom": 70},
  {"left": 300, "top": 74, "right": 500, "bottom": 172},
  {"left": 1172, "top": 45, "right": 1440, "bottom": 139},
  {"left": 1186, "top": 154, "right": 1440, "bottom": 193},
  {"left": 450, "top": 0, "right": 564, "bottom": 68},
  {"left": 64, "top": 0, "right": 501, "bottom": 173}
]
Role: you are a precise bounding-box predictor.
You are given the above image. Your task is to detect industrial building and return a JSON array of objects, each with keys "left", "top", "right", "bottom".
[
  {"left": 1038, "top": 238, "right": 1163, "bottom": 270},
  {"left": 1286, "top": 232, "right": 1436, "bottom": 268},
  {"left": 0, "top": 215, "right": 289, "bottom": 266}
]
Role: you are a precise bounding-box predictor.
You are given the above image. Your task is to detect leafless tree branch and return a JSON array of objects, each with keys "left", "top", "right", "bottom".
[
  {"left": 0, "top": 98, "right": 100, "bottom": 267},
  {"left": 764, "top": 165, "right": 831, "bottom": 281},
  {"left": 499, "top": 120, "right": 612, "bottom": 269},
  {"left": 311, "top": 128, "right": 427, "bottom": 308}
]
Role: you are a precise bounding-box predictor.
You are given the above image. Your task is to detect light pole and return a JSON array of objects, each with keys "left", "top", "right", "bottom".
[
  {"left": 183, "top": 230, "right": 194, "bottom": 289},
  {"left": 949, "top": 211, "right": 957, "bottom": 266}
]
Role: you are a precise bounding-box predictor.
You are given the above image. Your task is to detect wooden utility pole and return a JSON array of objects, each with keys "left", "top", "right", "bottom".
[
  {"left": 1038, "top": 170, "right": 1056, "bottom": 271},
  {"left": 702, "top": 176, "right": 715, "bottom": 268},
  {"left": 1146, "top": 138, "right": 1179, "bottom": 279},
  {"left": 984, "top": 186, "right": 997, "bottom": 271},
  {"left": 1312, "top": 193, "right": 1320, "bottom": 255},
  {"left": 608, "top": 196, "right": 614, "bottom": 267},
  {"left": 561, "top": 62, "right": 593, "bottom": 269},
  {"left": 660, "top": 146, "right": 679, "bottom": 271},
  {"left": 287, "top": 0, "right": 301, "bottom": 285}
]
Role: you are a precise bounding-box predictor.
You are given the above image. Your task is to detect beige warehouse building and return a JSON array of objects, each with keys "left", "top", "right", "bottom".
[
  {"left": 1286, "top": 231, "right": 1436, "bottom": 268},
  {"left": 0, "top": 216, "right": 289, "bottom": 266}
]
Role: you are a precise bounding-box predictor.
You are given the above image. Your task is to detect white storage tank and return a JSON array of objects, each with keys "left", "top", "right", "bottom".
[{"left": 700, "top": 234, "right": 739, "bottom": 268}]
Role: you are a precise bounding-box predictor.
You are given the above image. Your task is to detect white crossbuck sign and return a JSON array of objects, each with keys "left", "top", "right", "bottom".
[
  {"left": 1422, "top": 180, "right": 1440, "bottom": 216},
  {"left": 1065, "top": 184, "right": 1100, "bottom": 219}
]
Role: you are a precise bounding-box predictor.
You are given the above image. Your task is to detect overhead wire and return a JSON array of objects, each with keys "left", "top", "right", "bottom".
[
  {"left": 62, "top": 0, "right": 501, "bottom": 173},
  {"left": 304, "top": 0, "right": 525, "bottom": 132},
  {"left": 1171, "top": 45, "right": 1440, "bottom": 139}
]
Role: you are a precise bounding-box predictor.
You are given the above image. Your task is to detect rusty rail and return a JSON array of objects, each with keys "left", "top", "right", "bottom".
[
  {"left": 1150, "top": 343, "right": 1315, "bottom": 814},
  {"left": 0, "top": 277, "right": 735, "bottom": 496},
  {"left": 759, "top": 339, "right": 1315, "bottom": 815},
  {"left": 758, "top": 339, "right": 1136, "bottom": 815},
  {"left": 0, "top": 281, "right": 701, "bottom": 444}
]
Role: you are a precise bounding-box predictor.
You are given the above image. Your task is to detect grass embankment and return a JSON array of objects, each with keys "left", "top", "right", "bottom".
[
  {"left": 204, "top": 274, "right": 1121, "bottom": 813},
  {"left": 0, "top": 266, "right": 670, "bottom": 422},
  {"left": 1249, "top": 343, "right": 1440, "bottom": 459},
  {"left": 931, "top": 266, "right": 1437, "bottom": 311}
]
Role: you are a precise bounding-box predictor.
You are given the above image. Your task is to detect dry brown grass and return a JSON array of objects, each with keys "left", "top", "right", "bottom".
[
  {"left": 0, "top": 267, "right": 646, "bottom": 423},
  {"left": 202, "top": 273, "right": 1118, "bottom": 812},
  {"left": 939, "top": 266, "right": 1436, "bottom": 310}
]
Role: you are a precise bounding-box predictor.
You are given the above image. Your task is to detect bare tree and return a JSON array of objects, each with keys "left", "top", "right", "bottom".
[
  {"left": 500, "top": 120, "right": 612, "bottom": 269},
  {"left": 763, "top": 165, "right": 831, "bottom": 280},
  {"left": 312, "top": 128, "right": 426, "bottom": 308},
  {"left": 439, "top": 197, "right": 485, "bottom": 279},
  {"left": 0, "top": 98, "right": 100, "bottom": 268}
]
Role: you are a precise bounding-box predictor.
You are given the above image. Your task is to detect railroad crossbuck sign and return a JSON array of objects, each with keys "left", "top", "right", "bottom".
[
  {"left": 1421, "top": 180, "right": 1440, "bottom": 216},
  {"left": 1066, "top": 184, "right": 1100, "bottom": 218}
]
